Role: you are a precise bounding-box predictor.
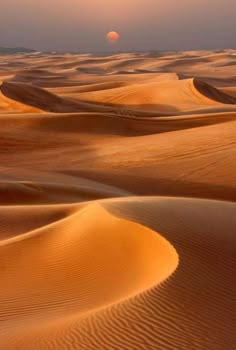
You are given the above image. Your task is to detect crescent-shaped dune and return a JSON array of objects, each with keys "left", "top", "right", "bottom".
[
  {"left": 1, "top": 77, "right": 236, "bottom": 115},
  {"left": 74, "top": 78, "right": 236, "bottom": 112},
  {"left": 0, "top": 50, "right": 235, "bottom": 349},
  {"left": 0, "top": 202, "right": 179, "bottom": 344},
  {"left": 0, "top": 198, "right": 235, "bottom": 349}
]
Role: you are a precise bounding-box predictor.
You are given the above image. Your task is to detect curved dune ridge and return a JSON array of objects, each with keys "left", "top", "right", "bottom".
[
  {"left": 1, "top": 77, "right": 236, "bottom": 115},
  {"left": 0, "top": 50, "right": 236, "bottom": 349},
  {"left": 1, "top": 198, "right": 235, "bottom": 349},
  {"left": 0, "top": 202, "right": 179, "bottom": 342},
  {"left": 74, "top": 77, "right": 236, "bottom": 112}
]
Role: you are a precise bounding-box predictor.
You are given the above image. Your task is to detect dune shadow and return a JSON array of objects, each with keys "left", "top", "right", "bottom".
[{"left": 64, "top": 169, "right": 236, "bottom": 202}]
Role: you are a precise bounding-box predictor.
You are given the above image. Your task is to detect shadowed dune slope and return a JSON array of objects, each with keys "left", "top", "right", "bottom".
[
  {"left": 0, "top": 179, "right": 131, "bottom": 205},
  {"left": 0, "top": 82, "right": 41, "bottom": 113},
  {"left": 0, "top": 81, "right": 84, "bottom": 112}
]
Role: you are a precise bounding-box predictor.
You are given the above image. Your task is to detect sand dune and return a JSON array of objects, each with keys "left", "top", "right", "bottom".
[
  {"left": 75, "top": 78, "right": 236, "bottom": 111},
  {"left": 1, "top": 198, "right": 235, "bottom": 349},
  {"left": 0, "top": 50, "right": 235, "bottom": 349}
]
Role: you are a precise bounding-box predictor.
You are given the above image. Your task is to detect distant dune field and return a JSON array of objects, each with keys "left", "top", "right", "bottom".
[{"left": 0, "top": 50, "right": 235, "bottom": 349}]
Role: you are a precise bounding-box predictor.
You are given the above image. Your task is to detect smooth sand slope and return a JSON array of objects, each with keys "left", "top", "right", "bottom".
[{"left": 0, "top": 50, "right": 236, "bottom": 349}]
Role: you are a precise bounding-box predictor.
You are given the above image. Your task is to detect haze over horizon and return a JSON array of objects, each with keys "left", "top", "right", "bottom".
[{"left": 0, "top": 0, "right": 235, "bottom": 52}]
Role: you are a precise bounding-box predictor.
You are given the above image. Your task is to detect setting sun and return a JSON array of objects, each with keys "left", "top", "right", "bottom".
[{"left": 106, "top": 31, "right": 120, "bottom": 43}]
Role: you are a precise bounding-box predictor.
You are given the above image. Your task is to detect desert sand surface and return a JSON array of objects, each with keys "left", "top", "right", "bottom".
[{"left": 0, "top": 50, "right": 235, "bottom": 349}]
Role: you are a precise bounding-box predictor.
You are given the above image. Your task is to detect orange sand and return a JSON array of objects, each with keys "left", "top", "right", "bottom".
[{"left": 0, "top": 50, "right": 235, "bottom": 349}]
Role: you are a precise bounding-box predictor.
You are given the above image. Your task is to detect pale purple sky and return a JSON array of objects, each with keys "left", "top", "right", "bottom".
[{"left": 0, "top": 0, "right": 235, "bottom": 52}]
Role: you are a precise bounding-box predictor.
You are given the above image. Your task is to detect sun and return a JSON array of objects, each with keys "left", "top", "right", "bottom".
[{"left": 106, "top": 31, "right": 120, "bottom": 44}]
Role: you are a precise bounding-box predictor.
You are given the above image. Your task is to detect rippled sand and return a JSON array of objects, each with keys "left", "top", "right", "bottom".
[{"left": 0, "top": 50, "right": 235, "bottom": 349}]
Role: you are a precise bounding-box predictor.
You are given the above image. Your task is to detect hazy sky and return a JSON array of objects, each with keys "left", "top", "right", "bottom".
[{"left": 0, "top": 0, "right": 235, "bottom": 52}]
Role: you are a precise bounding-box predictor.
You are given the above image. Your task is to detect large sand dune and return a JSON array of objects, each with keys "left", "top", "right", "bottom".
[{"left": 0, "top": 50, "right": 235, "bottom": 349}]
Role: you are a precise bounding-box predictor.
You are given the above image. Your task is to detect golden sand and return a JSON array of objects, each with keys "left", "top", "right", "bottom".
[{"left": 0, "top": 50, "right": 235, "bottom": 349}]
